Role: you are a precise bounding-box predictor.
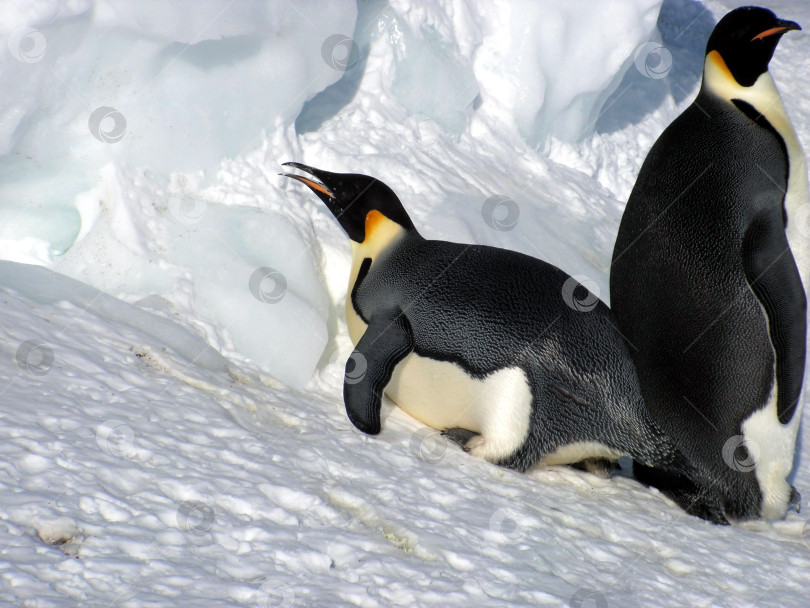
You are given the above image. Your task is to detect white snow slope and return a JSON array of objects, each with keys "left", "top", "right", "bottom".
[{"left": 1, "top": 0, "right": 810, "bottom": 606}]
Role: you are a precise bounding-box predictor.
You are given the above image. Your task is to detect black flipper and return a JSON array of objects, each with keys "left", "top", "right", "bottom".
[
  {"left": 343, "top": 308, "right": 414, "bottom": 434},
  {"left": 632, "top": 462, "right": 730, "bottom": 524},
  {"left": 741, "top": 212, "right": 807, "bottom": 424}
]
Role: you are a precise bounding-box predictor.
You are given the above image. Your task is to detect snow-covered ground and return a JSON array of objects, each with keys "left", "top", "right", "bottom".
[{"left": 1, "top": 0, "right": 809, "bottom": 605}]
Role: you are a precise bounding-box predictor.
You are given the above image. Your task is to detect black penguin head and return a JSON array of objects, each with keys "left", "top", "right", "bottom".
[
  {"left": 705, "top": 6, "right": 800, "bottom": 87},
  {"left": 282, "top": 162, "right": 416, "bottom": 243}
]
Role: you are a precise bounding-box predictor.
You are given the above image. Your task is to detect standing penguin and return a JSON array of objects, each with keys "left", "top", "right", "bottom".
[
  {"left": 282, "top": 162, "right": 714, "bottom": 516},
  {"left": 610, "top": 7, "right": 806, "bottom": 521}
]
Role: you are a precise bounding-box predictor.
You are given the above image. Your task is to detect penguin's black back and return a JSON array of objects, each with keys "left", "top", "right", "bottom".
[
  {"left": 353, "top": 234, "right": 679, "bottom": 471},
  {"left": 357, "top": 235, "right": 617, "bottom": 375},
  {"left": 610, "top": 90, "right": 794, "bottom": 517}
]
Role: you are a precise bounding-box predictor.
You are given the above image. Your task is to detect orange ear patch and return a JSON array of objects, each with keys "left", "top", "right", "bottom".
[{"left": 364, "top": 210, "right": 387, "bottom": 242}]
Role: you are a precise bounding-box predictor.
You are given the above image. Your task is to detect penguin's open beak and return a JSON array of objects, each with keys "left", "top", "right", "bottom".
[
  {"left": 751, "top": 19, "right": 801, "bottom": 41},
  {"left": 281, "top": 162, "right": 336, "bottom": 202}
]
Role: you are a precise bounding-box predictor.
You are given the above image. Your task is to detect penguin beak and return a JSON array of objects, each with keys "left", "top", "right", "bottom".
[
  {"left": 281, "top": 162, "right": 336, "bottom": 202},
  {"left": 751, "top": 19, "right": 801, "bottom": 41}
]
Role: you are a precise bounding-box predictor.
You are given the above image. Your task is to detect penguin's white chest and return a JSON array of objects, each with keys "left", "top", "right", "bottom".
[
  {"left": 705, "top": 53, "right": 809, "bottom": 283},
  {"left": 385, "top": 353, "right": 531, "bottom": 433},
  {"left": 346, "top": 297, "right": 533, "bottom": 461}
]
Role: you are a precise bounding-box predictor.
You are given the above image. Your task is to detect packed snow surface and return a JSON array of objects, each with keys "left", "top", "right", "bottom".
[{"left": 1, "top": 0, "right": 810, "bottom": 606}]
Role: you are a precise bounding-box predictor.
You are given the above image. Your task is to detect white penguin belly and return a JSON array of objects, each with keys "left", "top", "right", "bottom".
[
  {"left": 740, "top": 298, "right": 801, "bottom": 521},
  {"left": 540, "top": 442, "right": 623, "bottom": 466},
  {"left": 385, "top": 353, "right": 531, "bottom": 435},
  {"left": 346, "top": 298, "right": 532, "bottom": 461},
  {"left": 740, "top": 388, "right": 799, "bottom": 520}
]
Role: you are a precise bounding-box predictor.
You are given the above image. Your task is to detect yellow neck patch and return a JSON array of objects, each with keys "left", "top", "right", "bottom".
[
  {"left": 364, "top": 209, "right": 387, "bottom": 243},
  {"left": 706, "top": 50, "right": 736, "bottom": 86},
  {"left": 346, "top": 210, "right": 407, "bottom": 343},
  {"left": 354, "top": 209, "right": 405, "bottom": 259}
]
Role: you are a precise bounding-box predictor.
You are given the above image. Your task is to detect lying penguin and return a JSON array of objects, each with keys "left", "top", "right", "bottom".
[{"left": 282, "top": 162, "right": 715, "bottom": 516}]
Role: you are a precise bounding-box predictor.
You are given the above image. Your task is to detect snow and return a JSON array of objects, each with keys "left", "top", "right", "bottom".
[{"left": 1, "top": 0, "right": 810, "bottom": 606}]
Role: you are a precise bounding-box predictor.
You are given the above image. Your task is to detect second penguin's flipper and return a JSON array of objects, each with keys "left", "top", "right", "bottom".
[
  {"left": 742, "top": 212, "right": 808, "bottom": 423},
  {"left": 343, "top": 308, "right": 414, "bottom": 435},
  {"left": 632, "top": 462, "right": 730, "bottom": 525}
]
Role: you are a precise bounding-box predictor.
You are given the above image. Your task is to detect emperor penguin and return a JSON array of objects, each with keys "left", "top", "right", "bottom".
[
  {"left": 610, "top": 6, "right": 807, "bottom": 521},
  {"left": 283, "top": 162, "right": 713, "bottom": 516}
]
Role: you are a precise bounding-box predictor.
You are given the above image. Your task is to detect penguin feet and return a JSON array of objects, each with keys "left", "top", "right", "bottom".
[
  {"left": 463, "top": 434, "right": 488, "bottom": 458},
  {"left": 789, "top": 486, "right": 801, "bottom": 513},
  {"left": 442, "top": 427, "right": 525, "bottom": 465},
  {"left": 463, "top": 434, "right": 515, "bottom": 463},
  {"left": 569, "top": 458, "right": 618, "bottom": 479},
  {"left": 442, "top": 427, "right": 478, "bottom": 448},
  {"left": 441, "top": 428, "right": 504, "bottom": 462}
]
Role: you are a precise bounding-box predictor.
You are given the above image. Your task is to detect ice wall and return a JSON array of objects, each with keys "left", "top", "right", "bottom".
[
  {"left": 0, "top": 0, "right": 357, "bottom": 238},
  {"left": 0, "top": 0, "right": 356, "bottom": 387},
  {"left": 503, "top": 0, "right": 663, "bottom": 145},
  {"left": 0, "top": 0, "right": 666, "bottom": 388},
  {"left": 375, "top": 0, "right": 663, "bottom": 144}
]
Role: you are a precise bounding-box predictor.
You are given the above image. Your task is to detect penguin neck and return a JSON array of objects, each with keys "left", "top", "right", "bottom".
[
  {"left": 702, "top": 51, "right": 793, "bottom": 137},
  {"left": 702, "top": 50, "right": 809, "bottom": 286},
  {"left": 345, "top": 211, "right": 416, "bottom": 343},
  {"left": 352, "top": 210, "right": 412, "bottom": 262}
]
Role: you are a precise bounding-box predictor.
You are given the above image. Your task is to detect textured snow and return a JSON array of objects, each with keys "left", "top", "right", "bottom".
[{"left": 1, "top": 0, "right": 810, "bottom": 606}]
